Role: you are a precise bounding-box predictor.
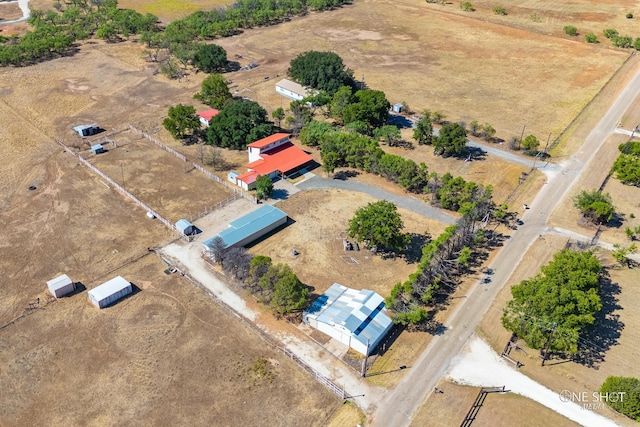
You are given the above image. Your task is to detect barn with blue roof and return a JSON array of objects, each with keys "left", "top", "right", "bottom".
[
  {"left": 203, "top": 205, "right": 287, "bottom": 250},
  {"left": 303, "top": 283, "right": 393, "bottom": 356}
]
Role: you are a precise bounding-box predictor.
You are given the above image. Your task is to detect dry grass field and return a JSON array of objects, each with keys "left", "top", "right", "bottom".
[
  {"left": 118, "top": 0, "right": 233, "bottom": 22},
  {"left": 410, "top": 380, "right": 581, "bottom": 427},
  {"left": 250, "top": 188, "right": 449, "bottom": 298},
  {"left": 215, "top": 0, "right": 628, "bottom": 143}
]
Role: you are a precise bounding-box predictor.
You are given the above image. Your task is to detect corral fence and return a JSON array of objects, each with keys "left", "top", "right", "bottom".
[
  {"left": 187, "top": 195, "right": 240, "bottom": 223},
  {"left": 55, "top": 139, "right": 180, "bottom": 236},
  {"left": 128, "top": 125, "right": 257, "bottom": 204},
  {"left": 163, "top": 254, "right": 349, "bottom": 401}
]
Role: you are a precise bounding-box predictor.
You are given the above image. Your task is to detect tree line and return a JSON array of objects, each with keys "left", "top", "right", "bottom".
[{"left": 206, "top": 238, "right": 309, "bottom": 316}]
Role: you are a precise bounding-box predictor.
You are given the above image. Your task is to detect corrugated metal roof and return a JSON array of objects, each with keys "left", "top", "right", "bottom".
[
  {"left": 88, "top": 276, "right": 130, "bottom": 301},
  {"left": 247, "top": 133, "right": 291, "bottom": 149},
  {"left": 47, "top": 274, "right": 72, "bottom": 291},
  {"left": 203, "top": 205, "right": 287, "bottom": 249},
  {"left": 276, "top": 79, "right": 309, "bottom": 97},
  {"left": 304, "top": 283, "right": 392, "bottom": 347}
]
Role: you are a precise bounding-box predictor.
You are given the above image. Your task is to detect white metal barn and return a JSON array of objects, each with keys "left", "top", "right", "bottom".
[
  {"left": 47, "top": 274, "right": 75, "bottom": 298},
  {"left": 303, "top": 283, "right": 393, "bottom": 356},
  {"left": 88, "top": 276, "right": 132, "bottom": 309}
]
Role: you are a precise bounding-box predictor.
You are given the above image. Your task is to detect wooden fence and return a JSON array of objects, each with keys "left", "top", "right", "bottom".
[
  {"left": 55, "top": 139, "right": 179, "bottom": 236},
  {"left": 129, "top": 125, "right": 257, "bottom": 204},
  {"left": 279, "top": 346, "right": 346, "bottom": 399}
]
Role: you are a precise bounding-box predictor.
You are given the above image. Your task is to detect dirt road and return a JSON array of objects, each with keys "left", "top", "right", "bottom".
[{"left": 371, "top": 60, "right": 640, "bottom": 427}]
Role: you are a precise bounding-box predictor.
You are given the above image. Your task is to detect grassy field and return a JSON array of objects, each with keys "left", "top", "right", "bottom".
[{"left": 118, "top": 0, "right": 234, "bottom": 22}]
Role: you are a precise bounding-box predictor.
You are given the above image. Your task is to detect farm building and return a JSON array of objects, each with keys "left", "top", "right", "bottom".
[
  {"left": 73, "top": 123, "right": 98, "bottom": 137},
  {"left": 303, "top": 283, "right": 393, "bottom": 356},
  {"left": 176, "top": 219, "right": 194, "bottom": 235},
  {"left": 392, "top": 103, "right": 403, "bottom": 113},
  {"left": 197, "top": 109, "right": 220, "bottom": 127},
  {"left": 88, "top": 276, "right": 132, "bottom": 309},
  {"left": 46, "top": 274, "right": 75, "bottom": 298},
  {"left": 90, "top": 144, "right": 105, "bottom": 154},
  {"left": 275, "top": 78, "right": 311, "bottom": 101},
  {"left": 235, "top": 133, "right": 314, "bottom": 190},
  {"left": 203, "top": 205, "right": 287, "bottom": 250},
  {"left": 227, "top": 171, "right": 240, "bottom": 185}
]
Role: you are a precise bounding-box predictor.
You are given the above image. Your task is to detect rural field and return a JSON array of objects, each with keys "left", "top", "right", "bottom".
[{"left": 1, "top": 0, "right": 640, "bottom": 425}]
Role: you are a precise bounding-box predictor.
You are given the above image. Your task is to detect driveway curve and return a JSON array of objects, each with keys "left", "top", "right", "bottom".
[{"left": 297, "top": 175, "right": 457, "bottom": 225}]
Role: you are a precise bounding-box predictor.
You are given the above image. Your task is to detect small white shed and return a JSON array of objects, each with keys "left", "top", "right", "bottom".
[
  {"left": 88, "top": 276, "right": 132, "bottom": 309},
  {"left": 47, "top": 274, "right": 75, "bottom": 298},
  {"left": 176, "top": 219, "right": 194, "bottom": 235}
]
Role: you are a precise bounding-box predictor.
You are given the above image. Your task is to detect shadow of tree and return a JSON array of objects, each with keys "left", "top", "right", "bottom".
[{"left": 573, "top": 273, "right": 624, "bottom": 369}]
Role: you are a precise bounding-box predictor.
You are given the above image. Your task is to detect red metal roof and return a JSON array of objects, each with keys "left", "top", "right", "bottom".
[
  {"left": 197, "top": 109, "right": 220, "bottom": 121},
  {"left": 247, "top": 133, "right": 291, "bottom": 149},
  {"left": 245, "top": 142, "right": 313, "bottom": 175},
  {"left": 236, "top": 170, "right": 259, "bottom": 184}
]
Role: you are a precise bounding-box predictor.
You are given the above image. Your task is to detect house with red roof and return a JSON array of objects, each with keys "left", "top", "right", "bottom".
[
  {"left": 233, "top": 133, "right": 314, "bottom": 190},
  {"left": 197, "top": 109, "right": 220, "bottom": 127}
]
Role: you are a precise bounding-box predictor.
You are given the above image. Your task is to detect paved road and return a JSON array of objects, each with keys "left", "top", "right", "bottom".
[
  {"left": 297, "top": 175, "right": 457, "bottom": 225},
  {"left": 371, "top": 61, "right": 640, "bottom": 426},
  {"left": 0, "top": 0, "right": 30, "bottom": 25}
]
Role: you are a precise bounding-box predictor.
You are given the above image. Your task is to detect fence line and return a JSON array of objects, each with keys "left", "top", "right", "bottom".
[
  {"left": 279, "top": 347, "right": 346, "bottom": 399},
  {"left": 187, "top": 195, "right": 241, "bottom": 223},
  {"left": 129, "top": 125, "right": 257, "bottom": 204},
  {"left": 55, "top": 139, "right": 180, "bottom": 236}
]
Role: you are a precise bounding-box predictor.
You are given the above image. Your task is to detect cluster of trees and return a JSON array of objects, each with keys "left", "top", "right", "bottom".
[
  {"left": 599, "top": 376, "right": 640, "bottom": 421},
  {"left": 386, "top": 195, "right": 496, "bottom": 326},
  {"left": 207, "top": 240, "right": 308, "bottom": 315},
  {"left": 206, "top": 100, "right": 274, "bottom": 149},
  {"left": 502, "top": 249, "right": 603, "bottom": 363},
  {"left": 602, "top": 28, "right": 640, "bottom": 49},
  {"left": 573, "top": 189, "right": 615, "bottom": 225},
  {"left": 0, "top": 0, "right": 158, "bottom": 66},
  {"left": 288, "top": 51, "right": 356, "bottom": 95},
  {"left": 413, "top": 112, "right": 471, "bottom": 157},
  {"left": 612, "top": 140, "right": 640, "bottom": 186},
  {"left": 348, "top": 201, "right": 409, "bottom": 251}
]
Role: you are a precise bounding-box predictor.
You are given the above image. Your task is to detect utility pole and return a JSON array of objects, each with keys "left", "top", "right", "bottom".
[
  {"left": 541, "top": 321, "right": 557, "bottom": 366},
  {"left": 361, "top": 339, "right": 370, "bottom": 377}
]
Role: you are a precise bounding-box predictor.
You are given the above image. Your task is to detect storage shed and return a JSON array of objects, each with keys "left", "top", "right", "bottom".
[
  {"left": 73, "top": 123, "right": 98, "bottom": 137},
  {"left": 303, "top": 283, "right": 393, "bottom": 356},
  {"left": 47, "top": 274, "right": 75, "bottom": 298},
  {"left": 227, "top": 171, "right": 239, "bottom": 185},
  {"left": 203, "top": 205, "right": 287, "bottom": 250},
  {"left": 392, "top": 103, "right": 403, "bottom": 113},
  {"left": 91, "top": 144, "right": 105, "bottom": 154},
  {"left": 88, "top": 276, "right": 132, "bottom": 309},
  {"left": 176, "top": 219, "right": 194, "bottom": 235}
]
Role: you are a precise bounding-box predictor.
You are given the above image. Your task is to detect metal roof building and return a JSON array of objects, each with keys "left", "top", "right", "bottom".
[
  {"left": 88, "top": 276, "right": 132, "bottom": 309},
  {"left": 275, "top": 79, "right": 311, "bottom": 101},
  {"left": 176, "top": 219, "right": 194, "bottom": 235},
  {"left": 203, "top": 205, "right": 287, "bottom": 250},
  {"left": 303, "top": 283, "right": 393, "bottom": 356},
  {"left": 47, "top": 274, "right": 75, "bottom": 298},
  {"left": 73, "top": 123, "right": 98, "bottom": 137}
]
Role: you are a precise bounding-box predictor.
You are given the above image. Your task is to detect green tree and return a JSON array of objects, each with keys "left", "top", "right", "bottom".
[
  {"left": 374, "top": 125, "right": 402, "bottom": 146},
  {"left": 249, "top": 255, "right": 272, "bottom": 287},
  {"left": 612, "top": 153, "right": 640, "bottom": 185},
  {"left": 493, "top": 6, "right": 506, "bottom": 15},
  {"left": 206, "top": 100, "right": 273, "bottom": 149},
  {"left": 321, "top": 150, "right": 340, "bottom": 176},
  {"left": 288, "top": 51, "right": 355, "bottom": 95},
  {"left": 433, "top": 122, "right": 467, "bottom": 156},
  {"left": 612, "top": 35, "right": 633, "bottom": 48},
  {"left": 348, "top": 200, "right": 408, "bottom": 251},
  {"left": 612, "top": 243, "right": 637, "bottom": 267},
  {"left": 502, "top": 249, "right": 603, "bottom": 357},
  {"left": 341, "top": 89, "right": 390, "bottom": 129},
  {"left": 563, "top": 25, "right": 578, "bottom": 36},
  {"left": 431, "top": 110, "right": 446, "bottom": 124},
  {"left": 413, "top": 112, "right": 434, "bottom": 145},
  {"left": 599, "top": 376, "right": 640, "bottom": 421},
  {"left": 163, "top": 104, "right": 200, "bottom": 140},
  {"left": 481, "top": 123, "right": 496, "bottom": 141},
  {"left": 272, "top": 107, "right": 285, "bottom": 127},
  {"left": 635, "top": 38, "right": 640, "bottom": 50},
  {"left": 271, "top": 270, "right": 308, "bottom": 315},
  {"left": 585, "top": 33, "right": 598, "bottom": 43},
  {"left": 521, "top": 134, "right": 540, "bottom": 153},
  {"left": 603, "top": 28, "right": 619, "bottom": 39},
  {"left": 299, "top": 120, "right": 335, "bottom": 146},
  {"left": 193, "top": 43, "right": 227, "bottom": 73},
  {"left": 329, "top": 86, "right": 354, "bottom": 124},
  {"left": 194, "top": 73, "right": 232, "bottom": 108},
  {"left": 255, "top": 175, "right": 274, "bottom": 200},
  {"left": 460, "top": 2, "right": 473, "bottom": 12},
  {"left": 469, "top": 120, "right": 480, "bottom": 136},
  {"left": 573, "top": 190, "right": 615, "bottom": 224}
]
